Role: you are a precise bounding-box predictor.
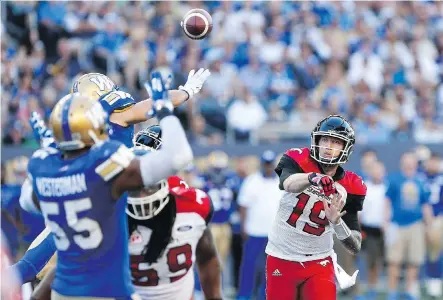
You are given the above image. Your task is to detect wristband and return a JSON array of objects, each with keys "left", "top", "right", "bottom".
[
  {"left": 155, "top": 107, "right": 173, "bottom": 120},
  {"left": 331, "top": 218, "right": 351, "bottom": 240},
  {"left": 179, "top": 87, "right": 191, "bottom": 101},
  {"left": 308, "top": 172, "right": 318, "bottom": 185}
]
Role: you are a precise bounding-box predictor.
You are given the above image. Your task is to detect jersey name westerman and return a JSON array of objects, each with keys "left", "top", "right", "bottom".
[{"left": 36, "top": 174, "right": 87, "bottom": 197}]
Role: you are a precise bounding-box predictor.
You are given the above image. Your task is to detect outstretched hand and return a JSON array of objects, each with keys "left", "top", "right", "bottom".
[
  {"left": 322, "top": 192, "right": 346, "bottom": 225},
  {"left": 144, "top": 71, "right": 173, "bottom": 118},
  {"left": 179, "top": 68, "right": 211, "bottom": 99}
]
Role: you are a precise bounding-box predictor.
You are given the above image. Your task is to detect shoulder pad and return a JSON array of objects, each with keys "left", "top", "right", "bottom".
[
  {"left": 28, "top": 147, "right": 59, "bottom": 175},
  {"left": 99, "top": 91, "right": 136, "bottom": 114},
  {"left": 284, "top": 147, "right": 319, "bottom": 173},
  {"left": 30, "top": 147, "right": 59, "bottom": 160},
  {"left": 172, "top": 187, "right": 213, "bottom": 222},
  {"left": 168, "top": 175, "right": 188, "bottom": 189},
  {"left": 339, "top": 171, "right": 367, "bottom": 196},
  {"left": 94, "top": 141, "right": 135, "bottom": 182}
]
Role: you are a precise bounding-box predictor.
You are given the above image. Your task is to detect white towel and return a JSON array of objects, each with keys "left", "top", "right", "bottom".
[{"left": 331, "top": 251, "right": 359, "bottom": 290}]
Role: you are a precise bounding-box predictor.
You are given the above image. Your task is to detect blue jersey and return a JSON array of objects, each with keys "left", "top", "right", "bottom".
[
  {"left": 28, "top": 141, "right": 135, "bottom": 297},
  {"left": 1, "top": 185, "right": 45, "bottom": 250},
  {"left": 424, "top": 173, "right": 443, "bottom": 216},
  {"left": 99, "top": 90, "right": 136, "bottom": 147},
  {"left": 1, "top": 185, "right": 22, "bottom": 255},
  {"left": 386, "top": 172, "right": 430, "bottom": 226},
  {"left": 10, "top": 228, "right": 56, "bottom": 283},
  {"left": 201, "top": 171, "right": 241, "bottom": 224}
]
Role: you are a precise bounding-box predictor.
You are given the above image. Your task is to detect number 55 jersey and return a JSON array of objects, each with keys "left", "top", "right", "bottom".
[
  {"left": 266, "top": 148, "right": 366, "bottom": 262},
  {"left": 28, "top": 141, "right": 135, "bottom": 298}
]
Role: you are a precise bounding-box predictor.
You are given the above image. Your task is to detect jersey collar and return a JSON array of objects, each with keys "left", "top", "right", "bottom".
[{"left": 317, "top": 162, "right": 345, "bottom": 181}]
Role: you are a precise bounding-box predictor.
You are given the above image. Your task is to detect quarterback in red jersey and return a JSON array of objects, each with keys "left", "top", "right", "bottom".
[{"left": 265, "top": 115, "right": 367, "bottom": 300}]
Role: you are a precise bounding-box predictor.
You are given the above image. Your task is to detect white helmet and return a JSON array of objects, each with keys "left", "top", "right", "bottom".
[{"left": 126, "top": 145, "right": 170, "bottom": 220}]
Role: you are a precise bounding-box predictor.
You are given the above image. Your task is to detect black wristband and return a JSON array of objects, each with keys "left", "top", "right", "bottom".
[
  {"left": 156, "top": 107, "right": 173, "bottom": 120},
  {"left": 308, "top": 172, "right": 317, "bottom": 185},
  {"left": 183, "top": 89, "right": 190, "bottom": 101}
]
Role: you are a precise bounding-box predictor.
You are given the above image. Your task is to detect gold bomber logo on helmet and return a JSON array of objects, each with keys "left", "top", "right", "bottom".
[
  {"left": 71, "top": 73, "right": 117, "bottom": 101},
  {"left": 50, "top": 93, "right": 109, "bottom": 151}
]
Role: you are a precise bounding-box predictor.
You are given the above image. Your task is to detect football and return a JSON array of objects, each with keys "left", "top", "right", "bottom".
[{"left": 181, "top": 8, "right": 213, "bottom": 40}]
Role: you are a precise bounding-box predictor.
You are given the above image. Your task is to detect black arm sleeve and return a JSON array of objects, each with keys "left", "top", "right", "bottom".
[
  {"left": 342, "top": 193, "right": 365, "bottom": 231},
  {"left": 205, "top": 197, "right": 214, "bottom": 225},
  {"left": 275, "top": 154, "right": 304, "bottom": 190},
  {"left": 342, "top": 211, "right": 360, "bottom": 231}
]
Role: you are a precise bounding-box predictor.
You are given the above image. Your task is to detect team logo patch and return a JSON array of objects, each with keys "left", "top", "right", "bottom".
[
  {"left": 319, "top": 259, "right": 330, "bottom": 267},
  {"left": 177, "top": 225, "right": 193, "bottom": 232},
  {"left": 130, "top": 232, "right": 143, "bottom": 244}
]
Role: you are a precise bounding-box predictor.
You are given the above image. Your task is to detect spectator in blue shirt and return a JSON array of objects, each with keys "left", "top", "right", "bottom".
[
  {"left": 268, "top": 62, "right": 297, "bottom": 114},
  {"left": 92, "top": 14, "right": 125, "bottom": 73},
  {"left": 37, "top": 1, "right": 68, "bottom": 59},
  {"left": 385, "top": 152, "right": 435, "bottom": 300},
  {"left": 354, "top": 104, "right": 392, "bottom": 144}
]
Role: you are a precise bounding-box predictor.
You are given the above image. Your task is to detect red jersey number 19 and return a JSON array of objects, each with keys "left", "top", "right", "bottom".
[{"left": 286, "top": 193, "right": 329, "bottom": 236}]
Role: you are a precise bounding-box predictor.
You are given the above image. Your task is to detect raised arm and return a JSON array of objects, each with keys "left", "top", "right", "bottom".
[
  {"left": 277, "top": 154, "right": 336, "bottom": 196},
  {"left": 9, "top": 227, "right": 57, "bottom": 283},
  {"left": 109, "top": 90, "right": 188, "bottom": 126},
  {"left": 109, "top": 68, "right": 210, "bottom": 126},
  {"left": 112, "top": 74, "right": 193, "bottom": 198}
]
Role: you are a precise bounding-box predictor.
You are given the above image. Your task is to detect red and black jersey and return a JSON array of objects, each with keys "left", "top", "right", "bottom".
[
  {"left": 170, "top": 187, "right": 214, "bottom": 225},
  {"left": 275, "top": 148, "right": 367, "bottom": 231}
]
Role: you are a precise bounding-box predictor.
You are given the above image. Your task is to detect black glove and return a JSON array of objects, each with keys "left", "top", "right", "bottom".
[{"left": 308, "top": 173, "right": 336, "bottom": 197}]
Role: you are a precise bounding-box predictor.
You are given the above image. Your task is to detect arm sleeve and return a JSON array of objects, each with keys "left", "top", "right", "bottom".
[
  {"left": 205, "top": 199, "right": 214, "bottom": 225},
  {"left": 342, "top": 194, "right": 365, "bottom": 232},
  {"left": 19, "top": 178, "right": 40, "bottom": 214},
  {"left": 99, "top": 91, "right": 136, "bottom": 114},
  {"left": 341, "top": 211, "right": 360, "bottom": 232},
  {"left": 139, "top": 115, "right": 193, "bottom": 186},
  {"left": 10, "top": 228, "right": 56, "bottom": 283},
  {"left": 274, "top": 154, "right": 304, "bottom": 190}
]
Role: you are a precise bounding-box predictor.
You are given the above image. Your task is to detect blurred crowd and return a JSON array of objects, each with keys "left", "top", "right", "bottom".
[{"left": 2, "top": 1, "right": 443, "bottom": 146}]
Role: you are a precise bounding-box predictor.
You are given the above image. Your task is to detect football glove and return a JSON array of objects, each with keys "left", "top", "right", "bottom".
[
  {"left": 29, "top": 112, "right": 56, "bottom": 148},
  {"left": 308, "top": 172, "right": 336, "bottom": 197},
  {"left": 144, "top": 71, "right": 173, "bottom": 118},
  {"left": 144, "top": 74, "right": 173, "bottom": 99},
  {"left": 179, "top": 68, "right": 211, "bottom": 100}
]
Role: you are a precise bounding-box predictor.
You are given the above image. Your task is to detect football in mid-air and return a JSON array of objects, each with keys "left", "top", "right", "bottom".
[{"left": 181, "top": 9, "right": 213, "bottom": 40}]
